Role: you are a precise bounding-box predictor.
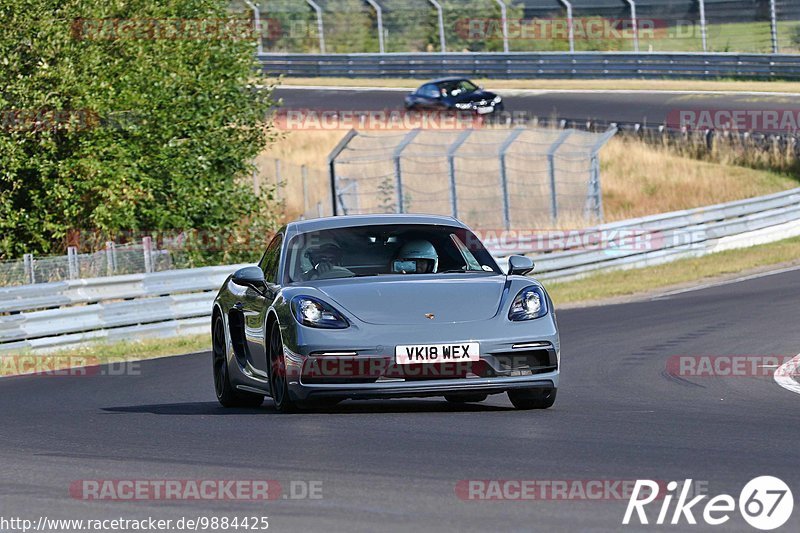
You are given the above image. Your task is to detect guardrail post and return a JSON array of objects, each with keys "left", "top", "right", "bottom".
[
  {"left": 327, "top": 129, "right": 359, "bottom": 216},
  {"left": 698, "top": 0, "right": 708, "bottom": 52},
  {"left": 625, "top": 0, "right": 639, "bottom": 53},
  {"left": 558, "top": 0, "right": 575, "bottom": 53},
  {"left": 494, "top": 0, "right": 509, "bottom": 53},
  {"left": 365, "top": 0, "right": 385, "bottom": 53},
  {"left": 769, "top": 0, "right": 779, "bottom": 54},
  {"left": 392, "top": 129, "right": 421, "bottom": 213},
  {"left": 547, "top": 130, "right": 573, "bottom": 222},
  {"left": 23, "top": 253, "right": 35, "bottom": 284},
  {"left": 427, "top": 0, "right": 446, "bottom": 52},
  {"left": 242, "top": 0, "right": 263, "bottom": 55},
  {"left": 142, "top": 236, "right": 153, "bottom": 274},
  {"left": 67, "top": 246, "right": 79, "bottom": 280},
  {"left": 447, "top": 130, "right": 473, "bottom": 218},
  {"left": 105, "top": 241, "right": 116, "bottom": 276},
  {"left": 305, "top": 0, "right": 326, "bottom": 53},
  {"left": 499, "top": 127, "right": 525, "bottom": 230}
]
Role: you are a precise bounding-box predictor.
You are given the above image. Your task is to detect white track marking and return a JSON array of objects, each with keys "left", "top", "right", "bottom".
[
  {"left": 775, "top": 353, "right": 800, "bottom": 396},
  {"left": 653, "top": 264, "right": 800, "bottom": 299}
]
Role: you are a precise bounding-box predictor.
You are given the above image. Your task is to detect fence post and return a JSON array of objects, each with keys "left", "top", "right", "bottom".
[
  {"left": 305, "top": 0, "right": 326, "bottom": 53},
  {"left": 392, "top": 129, "right": 421, "bottom": 214},
  {"left": 105, "top": 241, "right": 116, "bottom": 276},
  {"left": 327, "top": 129, "right": 359, "bottom": 216},
  {"left": 499, "top": 127, "right": 525, "bottom": 230},
  {"left": 447, "top": 130, "right": 473, "bottom": 219},
  {"left": 365, "top": 0, "right": 385, "bottom": 53},
  {"left": 242, "top": 0, "right": 263, "bottom": 55},
  {"left": 427, "top": 0, "right": 446, "bottom": 52},
  {"left": 23, "top": 253, "right": 35, "bottom": 284},
  {"left": 626, "top": 0, "right": 639, "bottom": 52},
  {"left": 586, "top": 126, "right": 617, "bottom": 221},
  {"left": 301, "top": 164, "right": 309, "bottom": 216},
  {"left": 547, "top": 130, "right": 573, "bottom": 222},
  {"left": 142, "top": 236, "right": 153, "bottom": 274},
  {"left": 769, "top": 0, "right": 779, "bottom": 54},
  {"left": 274, "top": 159, "right": 282, "bottom": 201},
  {"left": 698, "top": 0, "right": 708, "bottom": 52},
  {"left": 558, "top": 0, "right": 575, "bottom": 53},
  {"left": 67, "top": 246, "right": 79, "bottom": 280}
]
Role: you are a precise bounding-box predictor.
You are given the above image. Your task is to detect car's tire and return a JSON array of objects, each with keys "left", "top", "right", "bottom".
[
  {"left": 444, "top": 393, "right": 488, "bottom": 403},
  {"left": 212, "top": 316, "right": 264, "bottom": 408},
  {"left": 268, "top": 321, "right": 297, "bottom": 413},
  {"left": 508, "top": 388, "right": 557, "bottom": 410}
]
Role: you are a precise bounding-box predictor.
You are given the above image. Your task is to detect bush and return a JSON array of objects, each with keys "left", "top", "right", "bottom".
[{"left": 0, "top": 0, "right": 277, "bottom": 261}]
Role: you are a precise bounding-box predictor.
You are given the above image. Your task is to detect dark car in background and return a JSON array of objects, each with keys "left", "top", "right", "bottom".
[{"left": 404, "top": 77, "right": 504, "bottom": 115}]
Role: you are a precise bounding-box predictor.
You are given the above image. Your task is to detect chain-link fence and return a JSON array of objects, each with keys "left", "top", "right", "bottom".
[
  {"left": 255, "top": 155, "right": 333, "bottom": 219},
  {"left": 329, "top": 126, "right": 616, "bottom": 230},
  {"left": 242, "top": 0, "right": 800, "bottom": 54}
]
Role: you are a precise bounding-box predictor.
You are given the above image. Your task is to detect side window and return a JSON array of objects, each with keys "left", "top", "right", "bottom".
[
  {"left": 419, "top": 84, "right": 440, "bottom": 98},
  {"left": 259, "top": 234, "right": 283, "bottom": 284}
]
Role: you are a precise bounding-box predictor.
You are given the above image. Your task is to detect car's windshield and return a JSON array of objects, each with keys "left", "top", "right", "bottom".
[
  {"left": 437, "top": 80, "right": 478, "bottom": 97},
  {"left": 284, "top": 224, "right": 500, "bottom": 283}
]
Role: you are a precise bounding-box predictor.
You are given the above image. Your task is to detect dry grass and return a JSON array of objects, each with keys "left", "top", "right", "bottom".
[
  {"left": 276, "top": 77, "right": 800, "bottom": 94},
  {"left": 260, "top": 130, "right": 798, "bottom": 224}
]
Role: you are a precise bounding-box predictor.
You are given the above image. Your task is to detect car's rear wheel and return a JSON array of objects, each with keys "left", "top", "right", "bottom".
[
  {"left": 508, "top": 388, "right": 557, "bottom": 410},
  {"left": 444, "top": 393, "right": 488, "bottom": 403},
  {"left": 269, "top": 321, "right": 297, "bottom": 413},
  {"left": 212, "top": 316, "right": 264, "bottom": 408}
]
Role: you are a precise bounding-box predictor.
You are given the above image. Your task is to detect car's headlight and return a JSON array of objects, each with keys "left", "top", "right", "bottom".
[
  {"left": 508, "top": 286, "right": 548, "bottom": 321},
  {"left": 291, "top": 296, "right": 349, "bottom": 329},
  {"left": 455, "top": 102, "right": 472, "bottom": 110},
  {"left": 492, "top": 96, "right": 502, "bottom": 104}
]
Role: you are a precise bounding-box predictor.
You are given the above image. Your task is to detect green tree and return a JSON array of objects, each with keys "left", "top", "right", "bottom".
[{"left": 0, "top": 0, "right": 276, "bottom": 259}]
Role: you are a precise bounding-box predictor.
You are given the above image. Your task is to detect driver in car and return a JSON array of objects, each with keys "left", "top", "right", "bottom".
[
  {"left": 392, "top": 240, "right": 439, "bottom": 274},
  {"left": 304, "top": 242, "right": 351, "bottom": 280}
]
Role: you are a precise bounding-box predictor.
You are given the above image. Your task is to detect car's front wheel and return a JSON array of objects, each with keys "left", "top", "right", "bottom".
[
  {"left": 212, "top": 316, "right": 264, "bottom": 408},
  {"left": 508, "top": 388, "right": 557, "bottom": 410},
  {"left": 269, "top": 321, "right": 297, "bottom": 413}
]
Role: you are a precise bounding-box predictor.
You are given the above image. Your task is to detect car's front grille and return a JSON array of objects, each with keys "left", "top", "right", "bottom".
[{"left": 489, "top": 349, "right": 558, "bottom": 376}]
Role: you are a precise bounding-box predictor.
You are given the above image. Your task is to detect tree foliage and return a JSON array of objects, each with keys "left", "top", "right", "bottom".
[{"left": 0, "top": 0, "right": 276, "bottom": 259}]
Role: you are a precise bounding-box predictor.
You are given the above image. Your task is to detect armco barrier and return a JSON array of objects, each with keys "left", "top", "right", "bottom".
[
  {"left": 2, "top": 187, "right": 800, "bottom": 354},
  {"left": 259, "top": 52, "right": 800, "bottom": 80}
]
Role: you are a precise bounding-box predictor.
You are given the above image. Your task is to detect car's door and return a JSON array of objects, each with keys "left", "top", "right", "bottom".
[
  {"left": 242, "top": 233, "right": 283, "bottom": 375},
  {"left": 414, "top": 83, "right": 446, "bottom": 110}
]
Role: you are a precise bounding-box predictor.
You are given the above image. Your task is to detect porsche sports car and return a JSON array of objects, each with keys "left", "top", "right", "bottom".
[
  {"left": 403, "top": 77, "right": 504, "bottom": 115},
  {"left": 211, "top": 214, "right": 559, "bottom": 412}
]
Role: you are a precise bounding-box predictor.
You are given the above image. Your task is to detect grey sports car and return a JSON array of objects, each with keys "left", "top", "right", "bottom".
[{"left": 211, "top": 214, "right": 560, "bottom": 412}]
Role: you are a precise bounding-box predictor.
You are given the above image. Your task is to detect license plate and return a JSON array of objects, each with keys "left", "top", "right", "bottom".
[
  {"left": 476, "top": 106, "right": 494, "bottom": 114},
  {"left": 395, "top": 342, "right": 480, "bottom": 365}
]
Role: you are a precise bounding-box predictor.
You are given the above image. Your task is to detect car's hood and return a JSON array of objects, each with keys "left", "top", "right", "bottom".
[
  {"left": 312, "top": 274, "right": 507, "bottom": 325},
  {"left": 452, "top": 90, "right": 497, "bottom": 105}
]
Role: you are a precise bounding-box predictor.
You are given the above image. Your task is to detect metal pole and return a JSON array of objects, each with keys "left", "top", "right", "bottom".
[
  {"left": 446, "top": 130, "right": 473, "bottom": 219},
  {"left": 587, "top": 126, "right": 617, "bottom": 221},
  {"left": 242, "top": 0, "right": 263, "bottom": 55},
  {"left": 769, "top": 0, "right": 779, "bottom": 54},
  {"left": 105, "top": 241, "right": 115, "bottom": 276},
  {"left": 625, "top": 0, "right": 639, "bottom": 53},
  {"left": 305, "top": 0, "right": 326, "bottom": 53},
  {"left": 274, "top": 159, "right": 282, "bottom": 201},
  {"left": 547, "top": 130, "right": 573, "bottom": 222},
  {"left": 326, "top": 129, "right": 359, "bottom": 216},
  {"left": 23, "top": 253, "right": 34, "bottom": 284},
  {"left": 302, "top": 164, "right": 309, "bottom": 216},
  {"left": 558, "top": 0, "right": 574, "bottom": 53},
  {"left": 392, "top": 129, "right": 422, "bottom": 214},
  {"left": 698, "top": 0, "right": 707, "bottom": 52},
  {"left": 427, "top": 0, "right": 446, "bottom": 52},
  {"left": 365, "top": 0, "right": 385, "bottom": 54},
  {"left": 498, "top": 127, "right": 525, "bottom": 230},
  {"left": 142, "top": 236, "right": 153, "bottom": 274},
  {"left": 494, "top": 0, "right": 509, "bottom": 53},
  {"left": 67, "top": 246, "right": 78, "bottom": 280}
]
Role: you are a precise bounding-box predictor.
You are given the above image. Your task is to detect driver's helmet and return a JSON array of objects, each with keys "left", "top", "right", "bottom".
[
  {"left": 306, "top": 242, "right": 342, "bottom": 267},
  {"left": 394, "top": 240, "right": 438, "bottom": 274}
]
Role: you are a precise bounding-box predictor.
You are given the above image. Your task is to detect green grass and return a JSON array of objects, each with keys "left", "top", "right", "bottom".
[{"left": 547, "top": 236, "right": 800, "bottom": 305}]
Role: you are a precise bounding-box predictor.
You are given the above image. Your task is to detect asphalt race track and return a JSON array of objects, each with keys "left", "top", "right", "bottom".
[
  {"left": 1, "top": 268, "right": 798, "bottom": 532},
  {"left": 275, "top": 86, "right": 800, "bottom": 127}
]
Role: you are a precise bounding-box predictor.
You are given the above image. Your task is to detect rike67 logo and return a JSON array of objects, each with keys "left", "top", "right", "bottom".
[{"left": 623, "top": 477, "right": 794, "bottom": 530}]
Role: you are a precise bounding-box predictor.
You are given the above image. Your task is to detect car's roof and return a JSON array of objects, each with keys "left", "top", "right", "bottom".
[
  {"left": 286, "top": 214, "right": 468, "bottom": 234},
  {"left": 421, "top": 76, "right": 471, "bottom": 86}
]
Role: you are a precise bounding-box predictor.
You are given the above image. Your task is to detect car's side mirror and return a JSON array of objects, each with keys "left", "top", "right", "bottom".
[
  {"left": 232, "top": 266, "right": 266, "bottom": 289},
  {"left": 507, "top": 255, "right": 535, "bottom": 276}
]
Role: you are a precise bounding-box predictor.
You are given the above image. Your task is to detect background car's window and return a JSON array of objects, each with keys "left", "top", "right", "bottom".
[
  {"left": 417, "top": 84, "right": 440, "bottom": 98},
  {"left": 259, "top": 234, "right": 283, "bottom": 284},
  {"left": 439, "top": 80, "right": 478, "bottom": 97},
  {"left": 284, "top": 225, "right": 500, "bottom": 283}
]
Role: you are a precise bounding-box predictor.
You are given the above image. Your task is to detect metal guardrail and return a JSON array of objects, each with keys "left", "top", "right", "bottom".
[
  {"left": 259, "top": 52, "right": 800, "bottom": 80},
  {"left": 2, "top": 187, "right": 800, "bottom": 354}
]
